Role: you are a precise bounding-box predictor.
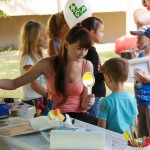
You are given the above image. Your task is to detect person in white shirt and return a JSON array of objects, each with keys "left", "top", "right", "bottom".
[{"left": 19, "top": 20, "right": 47, "bottom": 104}]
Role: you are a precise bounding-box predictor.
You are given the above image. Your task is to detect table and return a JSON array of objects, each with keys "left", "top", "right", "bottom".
[
  {"left": 0, "top": 132, "right": 49, "bottom": 150},
  {"left": 0, "top": 101, "right": 127, "bottom": 150},
  {"left": 0, "top": 119, "right": 127, "bottom": 150}
]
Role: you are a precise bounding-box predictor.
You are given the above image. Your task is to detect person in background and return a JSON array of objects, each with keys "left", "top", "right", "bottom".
[
  {"left": 97, "top": 58, "right": 138, "bottom": 134},
  {"left": 46, "top": 11, "right": 69, "bottom": 56},
  {"left": 134, "top": 0, "right": 150, "bottom": 29},
  {"left": 19, "top": 20, "right": 47, "bottom": 105},
  {"left": 131, "top": 0, "right": 150, "bottom": 58},
  {"left": 79, "top": 17, "right": 106, "bottom": 117},
  {"left": 0, "top": 26, "right": 98, "bottom": 126},
  {"left": 142, "top": 0, "right": 150, "bottom": 9},
  {"left": 130, "top": 25, "right": 150, "bottom": 137}
]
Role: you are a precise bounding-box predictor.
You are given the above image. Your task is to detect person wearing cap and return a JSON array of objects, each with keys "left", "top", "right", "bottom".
[
  {"left": 130, "top": 0, "right": 150, "bottom": 58},
  {"left": 130, "top": 25, "right": 150, "bottom": 137},
  {"left": 116, "top": 0, "right": 149, "bottom": 58}
]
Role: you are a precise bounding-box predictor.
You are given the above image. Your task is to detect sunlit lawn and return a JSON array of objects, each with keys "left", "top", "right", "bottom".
[
  {"left": 0, "top": 46, "right": 134, "bottom": 99},
  {"left": 98, "top": 49, "right": 134, "bottom": 96},
  {"left": 0, "top": 51, "right": 21, "bottom": 99}
]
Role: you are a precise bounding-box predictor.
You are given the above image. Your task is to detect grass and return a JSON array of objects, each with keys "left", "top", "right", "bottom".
[
  {"left": 0, "top": 46, "right": 134, "bottom": 99},
  {"left": 98, "top": 49, "right": 134, "bottom": 96},
  {"left": 0, "top": 51, "right": 21, "bottom": 99}
]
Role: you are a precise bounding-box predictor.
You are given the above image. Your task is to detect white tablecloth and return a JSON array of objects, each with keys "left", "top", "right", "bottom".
[
  {"left": 0, "top": 132, "right": 49, "bottom": 150},
  {"left": 0, "top": 119, "right": 127, "bottom": 150}
]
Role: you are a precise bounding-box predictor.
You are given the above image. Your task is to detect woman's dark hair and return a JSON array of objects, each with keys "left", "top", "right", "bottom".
[
  {"left": 77, "top": 16, "right": 103, "bottom": 32},
  {"left": 53, "top": 26, "right": 92, "bottom": 105}
]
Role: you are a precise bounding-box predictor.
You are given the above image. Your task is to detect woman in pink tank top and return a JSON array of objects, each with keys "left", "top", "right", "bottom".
[{"left": 0, "top": 26, "right": 98, "bottom": 126}]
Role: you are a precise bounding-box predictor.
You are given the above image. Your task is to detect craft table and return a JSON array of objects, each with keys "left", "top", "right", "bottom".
[{"left": 0, "top": 119, "right": 126, "bottom": 150}]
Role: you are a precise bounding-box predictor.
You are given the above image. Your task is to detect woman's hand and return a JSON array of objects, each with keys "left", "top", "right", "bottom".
[{"left": 81, "top": 94, "right": 95, "bottom": 110}]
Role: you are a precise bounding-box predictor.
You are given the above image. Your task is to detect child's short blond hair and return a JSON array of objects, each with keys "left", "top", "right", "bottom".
[{"left": 102, "top": 58, "right": 129, "bottom": 82}]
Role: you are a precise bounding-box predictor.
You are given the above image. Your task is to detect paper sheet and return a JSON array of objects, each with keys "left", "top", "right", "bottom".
[
  {"left": 0, "top": 116, "right": 60, "bottom": 137},
  {"left": 50, "top": 130, "right": 105, "bottom": 150},
  {"left": 29, "top": 116, "right": 60, "bottom": 131}
]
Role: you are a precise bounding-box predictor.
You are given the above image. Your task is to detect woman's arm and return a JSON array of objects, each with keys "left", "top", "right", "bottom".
[{"left": 0, "top": 58, "right": 50, "bottom": 90}]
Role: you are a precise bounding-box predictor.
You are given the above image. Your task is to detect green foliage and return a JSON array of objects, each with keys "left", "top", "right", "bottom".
[
  {"left": 0, "top": 0, "right": 12, "bottom": 18},
  {"left": 0, "top": 10, "right": 10, "bottom": 18},
  {"left": 0, "top": 50, "right": 21, "bottom": 98},
  {"left": 0, "top": 46, "right": 13, "bottom": 52}
]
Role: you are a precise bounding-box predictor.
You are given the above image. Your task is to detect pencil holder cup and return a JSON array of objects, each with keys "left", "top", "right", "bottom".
[
  {"left": 126, "top": 145, "right": 150, "bottom": 150},
  {"left": 33, "top": 96, "right": 55, "bottom": 117}
]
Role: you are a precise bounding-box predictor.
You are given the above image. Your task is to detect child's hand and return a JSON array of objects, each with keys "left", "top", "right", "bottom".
[
  {"left": 135, "top": 71, "right": 150, "bottom": 83},
  {"left": 81, "top": 94, "right": 95, "bottom": 110},
  {"left": 131, "top": 46, "right": 140, "bottom": 58}
]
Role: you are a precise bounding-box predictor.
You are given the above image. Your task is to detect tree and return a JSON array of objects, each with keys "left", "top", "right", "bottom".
[{"left": 0, "top": 0, "right": 12, "bottom": 18}]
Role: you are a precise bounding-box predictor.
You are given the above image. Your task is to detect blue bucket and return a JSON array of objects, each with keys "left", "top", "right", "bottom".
[{"left": 0, "top": 103, "right": 9, "bottom": 119}]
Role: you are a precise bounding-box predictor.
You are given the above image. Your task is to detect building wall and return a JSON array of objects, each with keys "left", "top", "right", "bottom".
[
  {"left": 93, "top": 12, "right": 126, "bottom": 43},
  {"left": 0, "top": 15, "right": 50, "bottom": 49},
  {"left": 0, "top": 12, "right": 126, "bottom": 49}
]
